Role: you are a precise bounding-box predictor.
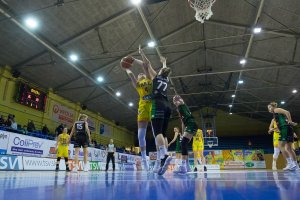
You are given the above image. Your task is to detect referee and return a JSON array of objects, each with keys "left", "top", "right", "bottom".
[{"left": 105, "top": 139, "right": 116, "bottom": 171}]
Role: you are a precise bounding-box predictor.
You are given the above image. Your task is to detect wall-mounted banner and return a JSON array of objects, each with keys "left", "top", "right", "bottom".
[
  {"left": 87, "top": 117, "right": 96, "bottom": 132},
  {"left": 222, "top": 150, "right": 245, "bottom": 169},
  {"left": 0, "top": 131, "right": 10, "bottom": 155},
  {"left": 51, "top": 102, "right": 75, "bottom": 127},
  {"left": 99, "top": 123, "right": 112, "bottom": 137}
]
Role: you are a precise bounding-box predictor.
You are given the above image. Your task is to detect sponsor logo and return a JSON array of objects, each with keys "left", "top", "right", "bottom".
[
  {"left": 0, "top": 155, "right": 22, "bottom": 170},
  {"left": 245, "top": 162, "right": 254, "bottom": 167},
  {"left": 13, "top": 137, "right": 43, "bottom": 149},
  {"left": 49, "top": 147, "right": 56, "bottom": 154},
  {"left": 0, "top": 133, "right": 8, "bottom": 140},
  {"left": 123, "top": 163, "right": 134, "bottom": 171}
]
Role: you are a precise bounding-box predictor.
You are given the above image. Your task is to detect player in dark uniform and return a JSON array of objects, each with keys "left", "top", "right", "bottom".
[
  {"left": 69, "top": 114, "right": 91, "bottom": 172},
  {"left": 143, "top": 55, "right": 172, "bottom": 175},
  {"left": 268, "top": 102, "right": 299, "bottom": 170},
  {"left": 173, "top": 95, "right": 198, "bottom": 174}
]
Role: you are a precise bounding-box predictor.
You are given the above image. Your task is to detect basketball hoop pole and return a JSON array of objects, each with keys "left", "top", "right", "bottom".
[{"left": 136, "top": 6, "right": 178, "bottom": 95}]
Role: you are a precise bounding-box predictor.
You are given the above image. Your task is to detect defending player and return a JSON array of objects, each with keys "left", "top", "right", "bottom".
[
  {"left": 70, "top": 114, "right": 91, "bottom": 172},
  {"left": 55, "top": 127, "right": 70, "bottom": 171},
  {"left": 142, "top": 52, "right": 172, "bottom": 175},
  {"left": 122, "top": 55, "right": 152, "bottom": 171},
  {"left": 192, "top": 129, "right": 205, "bottom": 171},
  {"left": 173, "top": 95, "right": 199, "bottom": 175},
  {"left": 268, "top": 118, "right": 280, "bottom": 170},
  {"left": 267, "top": 102, "right": 299, "bottom": 170}
]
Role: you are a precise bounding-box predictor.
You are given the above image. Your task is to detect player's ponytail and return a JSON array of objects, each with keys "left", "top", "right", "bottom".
[{"left": 78, "top": 114, "right": 88, "bottom": 121}]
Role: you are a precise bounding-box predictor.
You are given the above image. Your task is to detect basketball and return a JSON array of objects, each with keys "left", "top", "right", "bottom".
[{"left": 120, "top": 56, "right": 134, "bottom": 69}]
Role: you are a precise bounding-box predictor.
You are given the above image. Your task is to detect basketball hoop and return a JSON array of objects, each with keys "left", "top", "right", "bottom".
[
  {"left": 208, "top": 141, "right": 213, "bottom": 148},
  {"left": 188, "top": 0, "right": 216, "bottom": 23}
]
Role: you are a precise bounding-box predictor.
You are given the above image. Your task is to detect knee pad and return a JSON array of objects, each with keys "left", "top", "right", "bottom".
[
  {"left": 64, "top": 157, "right": 69, "bottom": 163},
  {"left": 273, "top": 147, "right": 280, "bottom": 159},
  {"left": 56, "top": 157, "right": 61, "bottom": 162},
  {"left": 181, "top": 137, "right": 190, "bottom": 156},
  {"left": 138, "top": 128, "right": 147, "bottom": 147}
]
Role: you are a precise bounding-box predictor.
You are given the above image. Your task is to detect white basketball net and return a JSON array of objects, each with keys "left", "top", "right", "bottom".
[
  {"left": 189, "top": 0, "right": 216, "bottom": 23},
  {"left": 208, "top": 141, "right": 213, "bottom": 148}
]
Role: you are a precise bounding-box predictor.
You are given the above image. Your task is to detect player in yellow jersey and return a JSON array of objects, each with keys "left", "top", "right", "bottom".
[
  {"left": 268, "top": 118, "right": 281, "bottom": 170},
  {"left": 123, "top": 53, "right": 153, "bottom": 171},
  {"left": 56, "top": 127, "right": 70, "bottom": 171},
  {"left": 193, "top": 129, "right": 205, "bottom": 171}
]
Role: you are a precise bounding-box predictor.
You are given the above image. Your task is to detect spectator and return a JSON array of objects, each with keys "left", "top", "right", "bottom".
[
  {"left": 11, "top": 119, "right": 17, "bottom": 130},
  {"left": 55, "top": 123, "right": 64, "bottom": 136},
  {"left": 94, "top": 140, "right": 98, "bottom": 148},
  {"left": 5, "top": 114, "right": 14, "bottom": 127},
  {"left": 0, "top": 115, "right": 5, "bottom": 126},
  {"left": 27, "top": 120, "right": 36, "bottom": 132},
  {"left": 42, "top": 124, "right": 50, "bottom": 135}
]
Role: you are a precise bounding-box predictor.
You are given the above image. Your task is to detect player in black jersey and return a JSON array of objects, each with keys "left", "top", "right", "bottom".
[
  {"left": 143, "top": 55, "right": 172, "bottom": 175},
  {"left": 173, "top": 95, "right": 198, "bottom": 175},
  {"left": 70, "top": 114, "right": 91, "bottom": 172}
]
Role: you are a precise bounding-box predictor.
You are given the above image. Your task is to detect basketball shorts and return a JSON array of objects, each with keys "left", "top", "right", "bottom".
[
  {"left": 273, "top": 132, "right": 280, "bottom": 148},
  {"left": 175, "top": 140, "right": 181, "bottom": 153},
  {"left": 151, "top": 98, "right": 171, "bottom": 137},
  {"left": 279, "top": 125, "right": 294, "bottom": 143},
  {"left": 74, "top": 134, "right": 89, "bottom": 148},
  {"left": 184, "top": 118, "right": 198, "bottom": 135},
  {"left": 138, "top": 102, "right": 152, "bottom": 122},
  {"left": 57, "top": 146, "right": 69, "bottom": 158},
  {"left": 193, "top": 142, "right": 204, "bottom": 152}
]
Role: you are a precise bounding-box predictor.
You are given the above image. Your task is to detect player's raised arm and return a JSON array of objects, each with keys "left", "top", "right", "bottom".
[{"left": 139, "top": 46, "right": 157, "bottom": 79}]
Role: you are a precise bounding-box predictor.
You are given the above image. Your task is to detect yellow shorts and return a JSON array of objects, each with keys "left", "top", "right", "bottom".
[
  {"left": 193, "top": 143, "right": 204, "bottom": 151},
  {"left": 138, "top": 102, "right": 152, "bottom": 122},
  {"left": 57, "top": 147, "right": 68, "bottom": 158}
]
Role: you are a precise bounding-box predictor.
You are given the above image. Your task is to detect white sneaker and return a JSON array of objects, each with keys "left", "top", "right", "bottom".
[
  {"left": 153, "top": 160, "right": 161, "bottom": 173},
  {"left": 84, "top": 164, "right": 89, "bottom": 172},
  {"left": 173, "top": 165, "right": 187, "bottom": 175},
  {"left": 158, "top": 156, "right": 172, "bottom": 175},
  {"left": 288, "top": 163, "right": 297, "bottom": 171},
  {"left": 142, "top": 159, "right": 149, "bottom": 171},
  {"left": 72, "top": 166, "right": 78, "bottom": 172}
]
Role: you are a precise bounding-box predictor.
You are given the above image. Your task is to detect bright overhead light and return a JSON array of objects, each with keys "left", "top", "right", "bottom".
[
  {"left": 128, "top": 102, "right": 134, "bottom": 107},
  {"left": 292, "top": 89, "right": 298, "bottom": 94},
  {"left": 131, "top": 0, "right": 142, "bottom": 5},
  {"left": 69, "top": 54, "right": 78, "bottom": 62},
  {"left": 97, "top": 76, "right": 104, "bottom": 82},
  {"left": 280, "top": 101, "right": 285, "bottom": 105},
  {"left": 229, "top": 104, "right": 233, "bottom": 108},
  {"left": 239, "top": 59, "right": 247, "bottom": 65},
  {"left": 229, "top": 112, "right": 233, "bottom": 115},
  {"left": 253, "top": 27, "right": 262, "bottom": 34},
  {"left": 238, "top": 80, "right": 244, "bottom": 84},
  {"left": 116, "top": 91, "right": 121, "bottom": 97},
  {"left": 231, "top": 94, "right": 236, "bottom": 98},
  {"left": 24, "top": 17, "right": 39, "bottom": 29},
  {"left": 147, "top": 41, "right": 156, "bottom": 48}
]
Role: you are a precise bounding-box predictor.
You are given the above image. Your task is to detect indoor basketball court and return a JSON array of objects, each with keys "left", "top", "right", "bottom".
[{"left": 0, "top": 0, "right": 299, "bottom": 199}]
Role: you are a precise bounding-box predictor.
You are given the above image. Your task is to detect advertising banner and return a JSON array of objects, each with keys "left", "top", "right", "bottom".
[
  {"left": 243, "top": 149, "right": 266, "bottom": 169},
  {"left": 23, "top": 156, "right": 70, "bottom": 170},
  {"left": 87, "top": 118, "right": 96, "bottom": 132},
  {"left": 203, "top": 150, "right": 224, "bottom": 168},
  {"left": 7, "top": 133, "right": 56, "bottom": 158},
  {"left": 0, "top": 130, "right": 10, "bottom": 154},
  {"left": 99, "top": 123, "right": 112, "bottom": 137},
  {"left": 0, "top": 155, "right": 23, "bottom": 170},
  {"left": 222, "top": 150, "right": 245, "bottom": 169},
  {"left": 51, "top": 102, "right": 75, "bottom": 127}
]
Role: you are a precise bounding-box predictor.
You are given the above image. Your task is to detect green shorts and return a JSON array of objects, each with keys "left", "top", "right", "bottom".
[
  {"left": 184, "top": 119, "right": 198, "bottom": 135},
  {"left": 279, "top": 125, "right": 294, "bottom": 143}
]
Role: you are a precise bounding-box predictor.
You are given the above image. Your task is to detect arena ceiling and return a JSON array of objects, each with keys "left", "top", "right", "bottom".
[{"left": 0, "top": 0, "right": 300, "bottom": 132}]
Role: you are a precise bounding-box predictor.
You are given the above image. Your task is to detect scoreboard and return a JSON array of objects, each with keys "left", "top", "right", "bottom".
[{"left": 15, "top": 82, "right": 47, "bottom": 111}]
